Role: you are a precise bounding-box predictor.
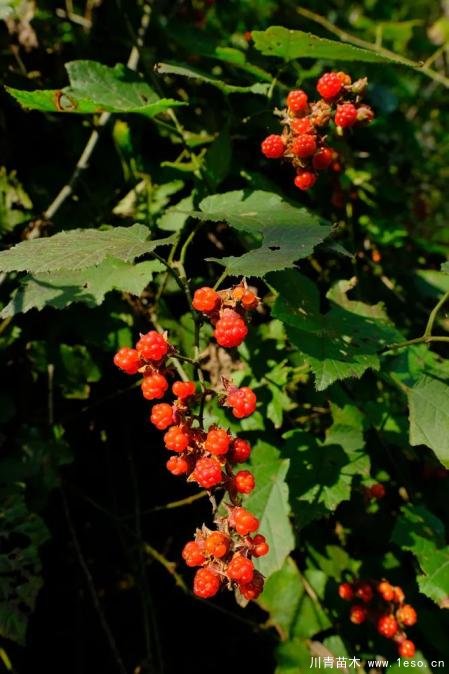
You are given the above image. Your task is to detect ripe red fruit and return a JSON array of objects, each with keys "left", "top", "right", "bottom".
[
  {"left": 227, "top": 386, "right": 257, "bottom": 418},
  {"left": 141, "top": 373, "right": 169, "bottom": 400},
  {"left": 204, "top": 532, "right": 230, "bottom": 558},
  {"left": 290, "top": 117, "right": 315, "bottom": 135},
  {"left": 378, "top": 581, "right": 395, "bottom": 602},
  {"left": 312, "top": 147, "right": 334, "bottom": 170},
  {"left": 136, "top": 331, "right": 169, "bottom": 362},
  {"left": 192, "top": 287, "right": 221, "bottom": 313},
  {"left": 356, "top": 582, "right": 374, "bottom": 603},
  {"left": 377, "top": 614, "right": 398, "bottom": 639},
  {"left": 337, "top": 71, "right": 351, "bottom": 86},
  {"left": 393, "top": 586, "right": 405, "bottom": 604},
  {"left": 397, "top": 604, "right": 417, "bottom": 627},
  {"left": 229, "top": 438, "right": 252, "bottom": 463},
  {"left": 251, "top": 534, "right": 269, "bottom": 557},
  {"left": 398, "top": 640, "right": 416, "bottom": 659},
  {"left": 193, "top": 567, "right": 221, "bottom": 598},
  {"left": 230, "top": 507, "right": 259, "bottom": 535},
  {"left": 234, "top": 470, "right": 256, "bottom": 494},
  {"left": 172, "top": 380, "right": 196, "bottom": 400},
  {"left": 166, "top": 455, "right": 189, "bottom": 476},
  {"left": 286, "top": 89, "right": 308, "bottom": 114},
  {"left": 294, "top": 170, "right": 316, "bottom": 191},
  {"left": 291, "top": 133, "right": 317, "bottom": 158},
  {"left": 113, "top": 347, "right": 141, "bottom": 374},
  {"left": 316, "top": 72, "right": 343, "bottom": 100},
  {"left": 214, "top": 308, "right": 248, "bottom": 348},
  {"left": 261, "top": 134, "right": 285, "bottom": 159},
  {"left": 369, "top": 483, "right": 386, "bottom": 499},
  {"left": 204, "top": 428, "right": 230, "bottom": 456},
  {"left": 164, "top": 425, "right": 190, "bottom": 452},
  {"left": 338, "top": 582, "right": 354, "bottom": 601},
  {"left": 150, "top": 403, "right": 174, "bottom": 430},
  {"left": 335, "top": 102, "right": 358, "bottom": 128},
  {"left": 227, "top": 553, "right": 254, "bottom": 584},
  {"left": 192, "top": 457, "right": 223, "bottom": 489},
  {"left": 240, "top": 290, "right": 259, "bottom": 311},
  {"left": 350, "top": 604, "right": 367, "bottom": 624},
  {"left": 182, "top": 541, "right": 205, "bottom": 567},
  {"left": 239, "top": 570, "right": 265, "bottom": 600}
]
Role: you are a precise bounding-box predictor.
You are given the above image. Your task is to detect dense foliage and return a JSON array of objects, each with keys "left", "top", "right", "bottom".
[{"left": 1, "top": 1, "right": 449, "bottom": 672}]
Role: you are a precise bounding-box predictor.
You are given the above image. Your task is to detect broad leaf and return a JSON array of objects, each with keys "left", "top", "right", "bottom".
[
  {"left": 198, "top": 190, "right": 332, "bottom": 277},
  {"left": 252, "top": 26, "right": 411, "bottom": 65},
  {"left": 392, "top": 505, "right": 449, "bottom": 608},
  {"left": 6, "top": 60, "right": 184, "bottom": 117},
  {"left": 1, "top": 258, "right": 163, "bottom": 317},
  {"left": 408, "top": 376, "right": 449, "bottom": 468},
  {"left": 0, "top": 225, "right": 173, "bottom": 273},
  {"left": 155, "top": 62, "right": 270, "bottom": 96}
]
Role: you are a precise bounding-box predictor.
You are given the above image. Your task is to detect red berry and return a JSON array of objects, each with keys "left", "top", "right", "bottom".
[
  {"left": 230, "top": 507, "right": 259, "bottom": 535},
  {"left": 294, "top": 171, "right": 316, "bottom": 191},
  {"left": 312, "top": 147, "right": 334, "bottom": 170},
  {"left": 113, "top": 347, "right": 141, "bottom": 375},
  {"left": 193, "top": 567, "right": 221, "bottom": 598},
  {"left": 335, "top": 102, "right": 358, "bottom": 128},
  {"left": 337, "top": 71, "right": 351, "bottom": 86},
  {"left": 290, "top": 117, "right": 314, "bottom": 135},
  {"left": 227, "top": 386, "right": 257, "bottom": 418},
  {"left": 229, "top": 438, "right": 252, "bottom": 463},
  {"left": 239, "top": 570, "right": 265, "bottom": 601},
  {"left": 141, "top": 373, "right": 169, "bottom": 400},
  {"left": 204, "top": 532, "right": 230, "bottom": 558},
  {"left": 164, "top": 425, "right": 190, "bottom": 452},
  {"left": 227, "top": 553, "right": 254, "bottom": 584},
  {"left": 261, "top": 134, "right": 285, "bottom": 159},
  {"left": 398, "top": 640, "right": 416, "bottom": 659},
  {"left": 378, "top": 581, "right": 395, "bottom": 602},
  {"left": 136, "top": 331, "right": 169, "bottom": 362},
  {"left": 251, "top": 534, "right": 269, "bottom": 557},
  {"left": 377, "top": 614, "right": 398, "bottom": 639},
  {"left": 214, "top": 308, "right": 248, "bottom": 348},
  {"left": 350, "top": 604, "right": 367, "bottom": 624},
  {"left": 356, "top": 582, "right": 374, "bottom": 603},
  {"left": 150, "top": 403, "right": 174, "bottom": 430},
  {"left": 166, "top": 455, "right": 189, "bottom": 476},
  {"left": 393, "top": 586, "right": 405, "bottom": 604},
  {"left": 240, "top": 290, "right": 259, "bottom": 311},
  {"left": 234, "top": 470, "right": 255, "bottom": 494},
  {"left": 369, "top": 483, "right": 386, "bottom": 500},
  {"left": 192, "top": 457, "right": 223, "bottom": 489},
  {"left": 287, "top": 89, "right": 308, "bottom": 114},
  {"left": 192, "top": 287, "right": 221, "bottom": 313},
  {"left": 182, "top": 541, "right": 205, "bottom": 567},
  {"left": 204, "top": 428, "right": 230, "bottom": 456},
  {"left": 172, "top": 380, "right": 196, "bottom": 399},
  {"left": 397, "top": 604, "right": 417, "bottom": 627},
  {"left": 338, "top": 582, "right": 354, "bottom": 601},
  {"left": 291, "top": 134, "right": 317, "bottom": 158},
  {"left": 316, "top": 72, "right": 343, "bottom": 100}
]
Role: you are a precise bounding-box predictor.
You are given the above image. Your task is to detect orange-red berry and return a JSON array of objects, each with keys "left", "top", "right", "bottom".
[
  {"left": 204, "top": 532, "right": 230, "bottom": 558},
  {"left": 251, "top": 534, "right": 269, "bottom": 557},
  {"left": 234, "top": 470, "right": 256, "bottom": 494},
  {"left": 335, "top": 102, "right": 358, "bottom": 128},
  {"left": 312, "top": 147, "right": 334, "bottom": 170},
  {"left": 229, "top": 438, "right": 252, "bottom": 463},
  {"left": 114, "top": 347, "right": 141, "bottom": 374},
  {"left": 192, "top": 287, "right": 221, "bottom": 313},
  {"left": 377, "top": 614, "right": 398, "bottom": 639},
  {"left": 230, "top": 507, "right": 259, "bottom": 535},
  {"left": 227, "top": 386, "right": 257, "bottom": 418},
  {"left": 164, "top": 425, "right": 190, "bottom": 452},
  {"left": 192, "top": 457, "right": 223, "bottom": 488},
  {"left": 227, "top": 553, "right": 254, "bottom": 584},
  {"left": 316, "top": 72, "right": 343, "bottom": 100},
  {"left": 182, "top": 541, "right": 205, "bottom": 567},
  {"left": 286, "top": 89, "right": 308, "bottom": 114},
  {"left": 141, "top": 373, "right": 169, "bottom": 400},
  {"left": 355, "top": 582, "right": 374, "bottom": 603},
  {"left": 239, "top": 570, "right": 265, "bottom": 600},
  {"left": 398, "top": 640, "right": 416, "bottom": 659},
  {"left": 294, "top": 170, "right": 316, "bottom": 191},
  {"left": 150, "top": 403, "right": 174, "bottom": 430},
  {"left": 261, "top": 134, "right": 285, "bottom": 159},
  {"left": 350, "top": 604, "right": 367, "bottom": 624},
  {"left": 397, "top": 605, "right": 417, "bottom": 627},
  {"left": 214, "top": 308, "right": 248, "bottom": 348},
  {"left": 193, "top": 567, "right": 221, "bottom": 598},
  {"left": 291, "top": 134, "right": 317, "bottom": 158},
  {"left": 204, "top": 428, "right": 230, "bottom": 456},
  {"left": 338, "top": 582, "right": 354, "bottom": 601},
  {"left": 166, "top": 455, "right": 189, "bottom": 476},
  {"left": 378, "top": 581, "right": 395, "bottom": 602},
  {"left": 172, "top": 380, "right": 196, "bottom": 399},
  {"left": 136, "top": 331, "right": 169, "bottom": 362},
  {"left": 290, "top": 117, "right": 314, "bottom": 135}
]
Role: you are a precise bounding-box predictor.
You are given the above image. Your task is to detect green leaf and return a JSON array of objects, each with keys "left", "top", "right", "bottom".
[
  {"left": 269, "top": 270, "right": 400, "bottom": 390},
  {"left": 1, "top": 258, "right": 164, "bottom": 317},
  {"left": 6, "top": 60, "right": 184, "bottom": 117},
  {"left": 408, "top": 376, "right": 449, "bottom": 468},
  {"left": 244, "top": 441, "right": 295, "bottom": 578},
  {"left": 252, "top": 26, "right": 411, "bottom": 65},
  {"left": 391, "top": 505, "right": 449, "bottom": 608},
  {"left": 198, "top": 190, "right": 332, "bottom": 277},
  {"left": 155, "top": 62, "right": 270, "bottom": 96},
  {"left": 0, "top": 225, "right": 173, "bottom": 273}
]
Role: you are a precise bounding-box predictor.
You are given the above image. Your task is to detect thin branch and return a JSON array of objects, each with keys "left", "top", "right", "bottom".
[{"left": 386, "top": 289, "right": 449, "bottom": 351}]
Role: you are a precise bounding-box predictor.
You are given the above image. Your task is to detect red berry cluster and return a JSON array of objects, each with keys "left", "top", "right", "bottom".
[
  {"left": 113, "top": 280, "right": 269, "bottom": 602},
  {"left": 339, "top": 579, "right": 418, "bottom": 658},
  {"left": 260, "top": 71, "right": 374, "bottom": 191}
]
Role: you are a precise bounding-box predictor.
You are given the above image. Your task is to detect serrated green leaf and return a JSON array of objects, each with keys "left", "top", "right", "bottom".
[
  {"left": 252, "top": 26, "right": 411, "bottom": 65},
  {"left": 6, "top": 60, "right": 184, "bottom": 116},
  {"left": 392, "top": 505, "right": 449, "bottom": 608},
  {"left": 197, "top": 190, "right": 331, "bottom": 277},
  {"left": 1, "top": 258, "right": 164, "bottom": 317},
  {"left": 408, "top": 376, "right": 449, "bottom": 468},
  {"left": 244, "top": 441, "right": 294, "bottom": 578},
  {"left": 155, "top": 61, "right": 270, "bottom": 96},
  {"left": 0, "top": 225, "right": 173, "bottom": 273}
]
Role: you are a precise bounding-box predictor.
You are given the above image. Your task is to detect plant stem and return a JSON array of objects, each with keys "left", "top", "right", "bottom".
[
  {"left": 424, "top": 289, "right": 449, "bottom": 337},
  {"left": 386, "top": 289, "right": 449, "bottom": 350}
]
